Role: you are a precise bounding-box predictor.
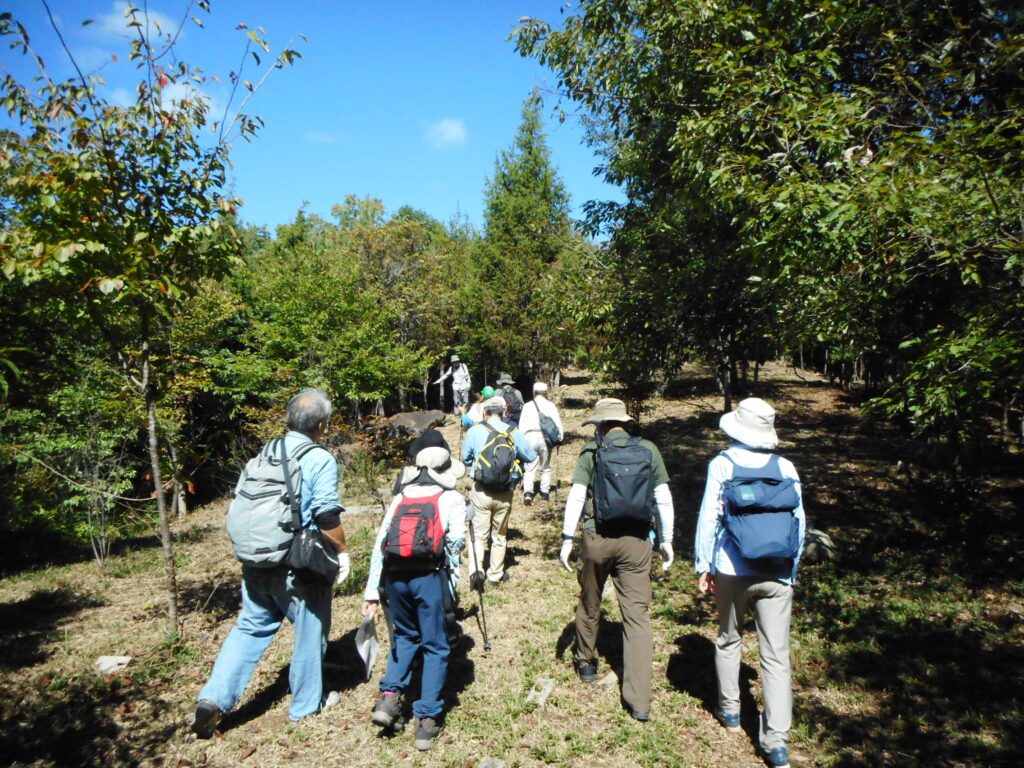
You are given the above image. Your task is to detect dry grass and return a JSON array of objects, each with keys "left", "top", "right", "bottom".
[{"left": 2, "top": 363, "right": 1022, "bottom": 767}]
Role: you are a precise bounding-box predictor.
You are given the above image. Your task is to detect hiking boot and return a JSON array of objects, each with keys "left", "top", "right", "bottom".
[
  {"left": 576, "top": 661, "right": 598, "bottom": 683},
  {"left": 523, "top": 492, "right": 534, "bottom": 506},
  {"left": 716, "top": 710, "right": 741, "bottom": 733},
  {"left": 539, "top": 491, "right": 550, "bottom": 501},
  {"left": 630, "top": 709, "right": 649, "bottom": 722},
  {"left": 371, "top": 690, "right": 403, "bottom": 728},
  {"left": 761, "top": 746, "right": 790, "bottom": 768},
  {"left": 487, "top": 572, "right": 511, "bottom": 588},
  {"left": 469, "top": 570, "right": 485, "bottom": 592},
  {"left": 413, "top": 716, "right": 442, "bottom": 751},
  {"left": 191, "top": 699, "right": 221, "bottom": 739}
]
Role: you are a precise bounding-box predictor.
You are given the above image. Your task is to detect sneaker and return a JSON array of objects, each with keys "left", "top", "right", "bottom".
[
  {"left": 413, "top": 716, "right": 442, "bottom": 751},
  {"left": 539, "top": 492, "right": 550, "bottom": 501},
  {"left": 191, "top": 699, "right": 221, "bottom": 739},
  {"left": 371, "top": 690, "right": 403, "bottom": 728},
  {"left": 487, "top": 572, "right": 511, "bottom": 588},
  {"left": 762, "top": 746, "right": 790, "bottom": 768},
  {"left": 630, "top": 709, "right": 649, "bottom": 722},
  {"left": 716, "top": 710, "right": 741, "bottom": 733},
  {"left": 576, "top": 661, "right": 598, "bottom": 683},
  {"left": 523, "top": 492, "right": 534, "bottom": 506}
]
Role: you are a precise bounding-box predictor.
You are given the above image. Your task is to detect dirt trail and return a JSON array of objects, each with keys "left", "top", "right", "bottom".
[{"left": 2, "top": 365, "right": 848, "bottom": 768}]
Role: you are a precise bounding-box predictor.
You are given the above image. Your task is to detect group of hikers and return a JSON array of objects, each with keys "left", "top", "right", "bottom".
[{"left": 193, "top": 367, "right": 805, "bottom": 768}]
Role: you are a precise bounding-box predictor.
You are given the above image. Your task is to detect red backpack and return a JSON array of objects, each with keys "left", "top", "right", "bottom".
[{"left": 382, "top": 489, "right": 446, "bottom": 571}]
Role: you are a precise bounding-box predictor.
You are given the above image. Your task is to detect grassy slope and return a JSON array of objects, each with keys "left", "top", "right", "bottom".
[{"left": 1, "top": 364, "right": 1022, "bottom": 768}]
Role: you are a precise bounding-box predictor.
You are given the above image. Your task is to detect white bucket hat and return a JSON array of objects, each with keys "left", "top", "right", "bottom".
[
  {"left": 533, "top": 382, "right": 548, "bottom": 393},
  {"left": 397, "top": 445, "right": 465, "bottom": 490},
  {"left": 719, "top": 397, "right": 778, "bottom": 449},
  {"left": 483, "top": 395, "right": 507, "bottom": 411}
]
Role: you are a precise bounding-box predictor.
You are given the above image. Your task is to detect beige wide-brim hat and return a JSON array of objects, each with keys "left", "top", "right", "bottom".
[
  {"left": 583, "top": 398, "right": 634, "bottom": 425},
  {"left": 483, "top": 395, "right": 507, "bottom": 411},
  {"left": 398, "top": 445, "right": 465, "bottom": 490},
  {"left": 496, "top": 373, "right": 515, "bottom": 385},
  {"left": 719, "top": 397, "right": 779, "bottom": 449}
]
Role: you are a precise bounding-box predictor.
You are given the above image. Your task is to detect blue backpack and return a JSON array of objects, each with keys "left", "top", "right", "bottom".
[{"left": 720, "top": 453, "right": 801, "bottom": 563}]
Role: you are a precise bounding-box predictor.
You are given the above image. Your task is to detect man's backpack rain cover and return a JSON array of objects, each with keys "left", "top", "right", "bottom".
[{"left": 225, "top": 438, "right": 321, "bottom": 566}]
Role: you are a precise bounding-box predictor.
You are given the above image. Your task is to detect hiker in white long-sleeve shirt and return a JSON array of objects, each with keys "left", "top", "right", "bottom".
[
  {"left": 518, "top": 382, "right": 563, "bottom": 504},
  {"left": 434, "top": 355, "right": 471, "bottom": 415}
]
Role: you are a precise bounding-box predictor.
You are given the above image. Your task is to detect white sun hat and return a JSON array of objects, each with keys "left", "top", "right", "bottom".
[{"left": 719, "top": 397, "right": 779, "bottom": 450}]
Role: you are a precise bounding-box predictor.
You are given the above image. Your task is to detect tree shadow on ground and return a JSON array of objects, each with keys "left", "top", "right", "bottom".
[
  {"left": 178, "top": 572, "right": 241, "bottom": 624},
  {"left": 0, "top": 587, "right": 104, "bottom": 669},
  {"left": 0, "top": 672, "right": 178, "bottom": 767},
  {"left": 666, "top": 633, "right": 761, "bottom": 737},
  {"left": 795, "top": 603, "right": 1024, "bottom": 767}
]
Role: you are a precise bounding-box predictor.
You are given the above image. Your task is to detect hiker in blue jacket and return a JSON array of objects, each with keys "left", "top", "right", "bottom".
[
  {"left": 192, "top": 389, "right": 350, "bottom": 738},
  {"left": 695, "top": 397, "right": 806, "bottom": 768},
  {"left": 461, "top": 396, "right": 536, "bottom": 588}
]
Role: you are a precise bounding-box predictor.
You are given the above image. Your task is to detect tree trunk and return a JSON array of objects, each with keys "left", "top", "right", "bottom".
[
  {"left": 142, "top": 331, "right": 179, "bottom": 632},
  {"left": 422, "top": 373, "right": 429, "bottom": 409},
  {"left": 167, "top": 437, "right": 187, "bottom": 517}
]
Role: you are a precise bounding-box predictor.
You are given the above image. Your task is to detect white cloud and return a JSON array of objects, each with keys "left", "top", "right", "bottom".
[
  {"left": 423, "top": 118, "right": 467, "bottom": 150},
  {"left": 88, "top": 1, "right": 181, "bottom": 43},
  {"left": 304, "top": 130, "right": 339, "bottom": 145}
]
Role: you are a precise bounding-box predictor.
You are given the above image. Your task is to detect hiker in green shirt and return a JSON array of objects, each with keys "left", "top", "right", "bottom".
[{"left": 559, "top": 398, "right": 675, "bottom": 721}]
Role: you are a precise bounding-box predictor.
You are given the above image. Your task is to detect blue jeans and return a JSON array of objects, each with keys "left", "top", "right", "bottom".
[
  {"left": 199, "top": 566, "right": 331, "bottom": 721},
  {"left": 380, "top": 570, "right": 450, "bottom": 719}
]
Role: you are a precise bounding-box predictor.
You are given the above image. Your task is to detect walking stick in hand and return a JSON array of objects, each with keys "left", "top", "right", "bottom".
[{"left": 465, "top": 505, "right": 491, "bottom": 652}]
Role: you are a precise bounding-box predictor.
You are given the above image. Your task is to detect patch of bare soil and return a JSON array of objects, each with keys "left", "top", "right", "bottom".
[{"left": 2, "top": 363, "right": 1021, "bottom": 767}]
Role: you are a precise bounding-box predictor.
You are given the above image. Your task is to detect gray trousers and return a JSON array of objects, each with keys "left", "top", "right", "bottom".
[{"left": 714, "top": 573, "right": 793, "bottom": 751}]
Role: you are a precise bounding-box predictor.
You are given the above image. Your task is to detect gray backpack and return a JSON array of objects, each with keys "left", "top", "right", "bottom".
[{"left": 226, "top": 438, "right": 324, "bottom": 566}]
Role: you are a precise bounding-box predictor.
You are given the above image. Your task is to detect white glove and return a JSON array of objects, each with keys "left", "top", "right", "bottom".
[
  {"left": 335, "top": 552, "right": 351, "bottom": 584},
  {"left": 559, "top": 539, "right": 573, "bottom": 572},
  {"left": 659, "top": 543, "right": 674, "bottom": 571}
]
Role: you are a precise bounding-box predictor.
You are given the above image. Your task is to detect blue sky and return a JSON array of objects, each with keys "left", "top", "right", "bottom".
[{"left": 2, "top": 1, "right": 621, "bottom": 234}]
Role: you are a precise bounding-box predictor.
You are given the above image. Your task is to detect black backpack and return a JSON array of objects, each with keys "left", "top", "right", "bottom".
[
  {"left": 501, "top": 386, "right": 524, "bottom": 423},
  {"left": 472, "top": 423, "right": 519, "bottom": 491},
  {"left": 592, "top": 431, "right": 655, "bottom": 528}
]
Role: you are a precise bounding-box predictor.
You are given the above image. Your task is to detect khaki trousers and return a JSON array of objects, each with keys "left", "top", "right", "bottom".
[
  {"left": 575, "top": 528, "right": 653, "bottom": 713},
  {"left": 467, "top": 483, "right": 514, "bottom": 583},
  {"left": 714, "top": 573, "right": 793, "bottom": 751}
]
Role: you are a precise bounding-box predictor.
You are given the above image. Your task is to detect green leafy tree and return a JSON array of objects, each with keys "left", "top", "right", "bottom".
[
  {"left": 0, "top": 4, "right": 301, "bottom": 627},
  {"left": 515, "top": 0, "right": 1024, "bottom": 445}
]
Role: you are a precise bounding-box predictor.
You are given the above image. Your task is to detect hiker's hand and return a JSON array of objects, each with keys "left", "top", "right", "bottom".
[
  {"left": 335, "top": 553, "right": 351, "bottom": 585},
  {"left": 659, "top": 543, "right": 674, "bottom": 571},
  {"left": 362, "top": 600, "right": 378, "bottom": 619},
  {"left": 697, "top": 571, "right": 715, "bottom": 595},
  {"left": 559, "top": 539, "right": 573, "bottom": 572}
]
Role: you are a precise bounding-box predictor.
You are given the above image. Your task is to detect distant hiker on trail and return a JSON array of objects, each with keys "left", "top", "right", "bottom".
[
  {"left": 559, "top": 398, "right": 674, "bottom": 722},
  {"left": 461, "top": 395, "right": 536, "bottom": 588},
  {"left": 495, "top": 373, "right": 524, "bottom": 427},
  {"left": 192, "top": 389, "right": 350, "bottom": 738},
  {"left": 363, "top": 430, "right": 466, "bottom": 751},
  {"left": 434, "top": 355, "right": 471, "bottom": 415},
  {"left": 457, "top": 385, "right": 495, "bottom": 427},
  {"left": 695, "top": 397, "right": 806, "bottom": 768},
  {"left": 518, "top": 381, "right": 564, "bottom": 505}
]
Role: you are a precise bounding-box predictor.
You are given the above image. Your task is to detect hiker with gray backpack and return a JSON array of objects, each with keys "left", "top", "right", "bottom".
[
  {"left": 192, "top": 389, "right": 350, "bottom": 738},
  {"left": 362, "top": 430, "right": 466, "bottom": 752},
  {"left": 518, "top": 381, "right": 564, "bottom": 505},
  {"left": 461, "top": 395, "right": 536, "bottom": 589},
  {"left": 695, "top": 397, "right": 806, "bottom": 768},
  {"left": 559, "top": 398, "right": 675, "bottom": 722}
]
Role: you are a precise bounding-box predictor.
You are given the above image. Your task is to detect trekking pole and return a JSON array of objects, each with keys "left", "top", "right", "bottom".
[
  {"left": 552, "top": 445, "right": 561, "bottom": 505},
  {"left": 464, "top": 506, "right": 491, "bottom": 652}
]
